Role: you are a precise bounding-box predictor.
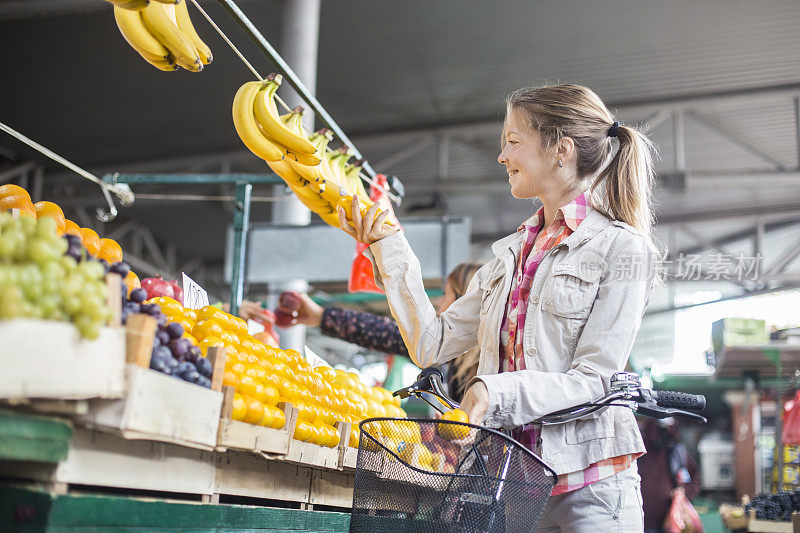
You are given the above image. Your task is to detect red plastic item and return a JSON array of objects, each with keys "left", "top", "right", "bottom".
[
  {"left": 348, "top": 174, "right": 401, "bottom": 294},
  {"left": 783, "top": 391, "right": 800, "bottom": 445},
  {"left": 663, "top": 488, "right": 704, "bottom": 533}
]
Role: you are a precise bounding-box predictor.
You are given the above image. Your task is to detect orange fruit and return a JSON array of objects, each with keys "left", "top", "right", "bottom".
[
  {"left": 192, "top": 319, "right": 224, "bottom": 340},
  {"left": 80, "top": 228, "right": 101, "bottom": 256},
  {"left": 238, "top": 375, "right": 257, "bottom": 397},
  {"left": 98, "top": 237, "right": 123, "bottom": 263},
  {"left": 270, "top": 406, "right": 286, "bottom": 430},
  {"left": 197, "top": 305, "right": 223, "bottom": 321},
  {"left": 231, "top": 393, "right": 247, "bottom": 421},
  {"left": 222, "top": 370, "right": 239, "bottom": 389},
  {"left": 242, "top": 397, "right": 265, "bottom": 424},
  {"left": 438, "top": 409, "right": 470, "bottom": 441},
  {"left": 183, "top": 308, "right": 197, "bottom": 322},
  {"left": 0, "top": 194, "right": 36, "bottom": 218},
  {"left": 251, "top": 341, "right": 267, "bottom": 359},
  {"left": 124, "top": 270, "right": 140, "bottom": 296},
  {"left": 258, "top": 407, "right": 275, "bottom": 427},
  {"left": 262, "top": 385, "right": 279, "bottom": 406},
  {"left": 232, "top": 316, "right": 248, "bottom": 336},
  {"left": 63, "top": 219, "right": 81, "bottom": 239},
  {"left": 294, "top": 420, "right": 312, "bottom": 442},
  {"left": 198, "top": 337, "right": 223, "bottom": 356},
  {"left": 0, "top": 184, "right": 30, "bottom": 201},
  {"left": 33, "top": 202, "right": 65, "bottom": 235}
]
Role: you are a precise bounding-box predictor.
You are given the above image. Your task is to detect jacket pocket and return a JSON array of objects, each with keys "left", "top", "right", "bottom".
[
  {"left": 541, "top": 263, "right": 599, "bottom": 319},
  {"left": 565, "top": 417, "right": 614, "bottom": 444},
  {"left": 479, "top": 267, "right": 505, "bottom": 316}
]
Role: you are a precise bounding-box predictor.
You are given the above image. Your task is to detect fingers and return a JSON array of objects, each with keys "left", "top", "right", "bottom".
[
  {"left": 338, "top": 207, "right": 359, "bottom": 240},
  {"left": 351, "top": 196, "right": 362, "bottom": 232},
  {"left": 361, "top": 203, "right": 379, "bottom": 237}
]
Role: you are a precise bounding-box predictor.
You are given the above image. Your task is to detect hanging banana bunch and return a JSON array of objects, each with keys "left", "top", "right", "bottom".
[
  {"left": 232, "top": 75, "right": 386, "bottom": 228},
  {"left": 109, "top": 0, "right": 212, "bottom": 72}
]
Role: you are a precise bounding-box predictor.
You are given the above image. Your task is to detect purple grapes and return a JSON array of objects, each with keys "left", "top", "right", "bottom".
[
  {"left": 130, "top": 288, "right": 147, "bottom": 303},
  {"left": 165, "top": 322, "right": 183, "bottom": 339},
  {"left": 156, "top": 329, "right": 170, "bottom": 345},
  {"left": 168, "top": 338, "right": 189, "bottom": 359},
  {"left": 196, "top": 356, "right": 213, "bottom": 378}
]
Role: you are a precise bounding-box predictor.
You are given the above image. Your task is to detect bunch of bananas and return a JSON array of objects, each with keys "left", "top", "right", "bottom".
[
  {"left": 108, "top": 0, "right": 212, "bottom": 72},
  {"left": 232, "top": 75, "right": 383, "bottom": 227}
]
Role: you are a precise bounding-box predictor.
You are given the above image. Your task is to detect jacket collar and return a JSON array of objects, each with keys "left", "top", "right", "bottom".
[{"left": 491, "top": 203, "right": 612, "bottom": 259}]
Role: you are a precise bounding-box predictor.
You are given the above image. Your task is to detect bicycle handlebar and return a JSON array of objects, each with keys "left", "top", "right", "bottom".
[
  {"left": 652, "top": 390, "right": 706, "bottom": 412},
  {"left": 394, "top": 369, "right": 707, "bottom": 425}
]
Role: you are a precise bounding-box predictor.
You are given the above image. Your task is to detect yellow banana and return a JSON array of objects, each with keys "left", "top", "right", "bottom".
[
  {"left": 318, "top": 209, "right": 344, "bottom": 228},
  {"left": 267, "top": 160, "right": 329, "bottom": 211},
  {"left": 287, "top": 129, "right": 333, "bottom": 188},
  {"left": 233, "top": 82, "right": 286, "bottom": 162},
  {"left": 174, "top": 0, "right": 212, "bottom": 65},
  {"left": 279, "top": 108, "right": 320, "bottom": 165},
  {"left": 253, "top": 75, "right": 317, "bottom": 157},
  {"left": 151, "top": 0, "right": 180, "bottom": 3},
  {"left": 145, "top": 55, "right": 180, "bottom": 71},
  {"left": 141, "top": 1, "right": 202, "bottom": 72},
  {"left": 344, "top": 160, "right": 374, "bottom": 206},
  {"left": 114, "top": 6, "right": 170, "bottom": 63},
  {"left": 106, "top": 0, "right": 149, "bottom": 10}
]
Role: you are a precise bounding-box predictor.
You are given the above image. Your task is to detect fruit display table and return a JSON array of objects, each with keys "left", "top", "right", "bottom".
[{"left": 0, "top": 485, "right": 350, "bottom": 532}]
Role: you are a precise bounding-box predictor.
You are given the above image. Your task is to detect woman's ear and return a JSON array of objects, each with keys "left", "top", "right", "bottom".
[{"left": 556, "top": 136, "right": 576, "bottom": 163}]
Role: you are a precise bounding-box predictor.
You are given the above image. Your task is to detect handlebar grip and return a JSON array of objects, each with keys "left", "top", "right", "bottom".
[{"left": 653, "top": 391, "right": 706, "bottom": 412}]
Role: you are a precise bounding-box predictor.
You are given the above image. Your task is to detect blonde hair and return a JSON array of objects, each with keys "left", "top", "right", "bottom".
[
  {"left": 506, "top": 85, "right": 657, "bottom": 245},
  {"left": 445, "top": 262, "right": 483, "bottom": 395}
]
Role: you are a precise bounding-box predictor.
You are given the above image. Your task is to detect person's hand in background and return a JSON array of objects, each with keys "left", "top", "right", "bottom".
[{"left": 274, "top": 292, "right": 324, "bottom": 327}]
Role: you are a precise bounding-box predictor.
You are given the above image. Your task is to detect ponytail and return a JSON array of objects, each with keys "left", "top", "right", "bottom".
[{"left": 592, "top": 124, "right": 656, "bottom": 241}]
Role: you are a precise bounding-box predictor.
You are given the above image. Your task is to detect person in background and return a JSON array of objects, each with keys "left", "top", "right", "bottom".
[
  {"left": 639, "top": 418, "right": 701, "bottom": 533},
  {"left": 236, "top": 262, "right": 483, "bottom": 402}
]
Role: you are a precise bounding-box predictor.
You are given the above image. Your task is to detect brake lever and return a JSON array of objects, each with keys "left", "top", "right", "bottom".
[
  {"left": 392, "top": 367, "right": 459, "bottom": 412},
  {"left": 636, "top": 403, "right": 707, "bottom": 424}
]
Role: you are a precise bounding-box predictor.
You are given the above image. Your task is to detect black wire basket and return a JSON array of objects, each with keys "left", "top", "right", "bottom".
[{"left": 350, "top": 417, "right": 556, "bottom": 533}]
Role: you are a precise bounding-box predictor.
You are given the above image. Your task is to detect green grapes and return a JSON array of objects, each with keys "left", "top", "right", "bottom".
[{"left": 0, "top": 212, "right": 111, "bottom": 339}]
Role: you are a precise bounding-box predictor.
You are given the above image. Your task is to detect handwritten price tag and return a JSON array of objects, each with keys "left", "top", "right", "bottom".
[{"left": 181, "top": 272, "right": 209, "bottom": 310}]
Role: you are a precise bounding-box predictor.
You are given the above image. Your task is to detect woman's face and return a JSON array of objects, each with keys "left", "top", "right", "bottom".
[
  {"left": 436, "top": 281, "right": 457, "bottom": 316},
  {"left": 497, "top": 108, "right": 557, "bottom": 199}
]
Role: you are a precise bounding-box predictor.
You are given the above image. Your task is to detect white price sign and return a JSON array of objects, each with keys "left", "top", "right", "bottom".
[{"left": 181, "top": 272, "right": 209, "bottom": 309}]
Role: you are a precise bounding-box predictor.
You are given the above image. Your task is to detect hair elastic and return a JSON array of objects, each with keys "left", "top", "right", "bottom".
[{"left": 607, "top": 121, "right": 619, "bottom": 138}]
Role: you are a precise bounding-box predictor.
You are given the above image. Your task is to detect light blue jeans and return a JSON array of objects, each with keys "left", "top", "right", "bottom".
[{"left": 535, "top": 463, "right": 644, "bottom": 532}]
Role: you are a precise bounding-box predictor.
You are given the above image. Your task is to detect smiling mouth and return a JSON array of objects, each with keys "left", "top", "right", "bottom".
[{"left": 507, "top": 169, "right": 519, "bottom": 178}]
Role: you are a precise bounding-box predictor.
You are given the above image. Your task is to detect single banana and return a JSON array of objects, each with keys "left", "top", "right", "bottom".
[
  {"left": 233, "top": 82, "right": 286, "bottom": 162},
  {"left": 253, "top": 74, "right": 318, "bottom": 157},
  {"left": 174, "top": 0, "right": 212, "bottom": 65},
  {"left": 287, "top": 129, "right": 334, "bottom": 189},
  {"left": 114, "top": 6, "right": 171, "bottom": 63},
  {"left": 344, "top": 160, "right": 374, "bottom": 206},
  {"left": 141, "top": 1, "right": 202, "bottom": 71},
  {"left": 106, "top": 0, "right": 149, "bottom": 10},
  {"left": 279, "top": 108, "right": 321, "bottom": 165},
  {"left": 145, "top": 55, "right": 180, "bottom": 71},
  {"left": 267, "top": 160, "right": 330, "bottom": 211},
  {"left": 151, "top": 0, "right": 180, "bottom": 3}
]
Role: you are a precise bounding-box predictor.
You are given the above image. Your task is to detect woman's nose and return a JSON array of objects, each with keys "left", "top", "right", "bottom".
[{"left": 497, "top": 150, "right": 507, "bottom": 165}]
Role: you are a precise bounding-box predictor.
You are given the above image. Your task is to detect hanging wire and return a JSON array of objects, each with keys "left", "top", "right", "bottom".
[
  {"left": 134, "top": 193, "right": 287, "bottom": 203},
  {"left": 0, "top": 120, "right": 133, "bottom": 222},
  {"left": 187, "top": 0, "right": 399, "bottom": 203}
]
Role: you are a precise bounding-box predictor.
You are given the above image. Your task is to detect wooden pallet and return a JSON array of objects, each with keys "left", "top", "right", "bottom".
[
  {"left": 0, "top": 319, "right": 126, "bottom": 401},
  {"left": 77, "top": 364, "right": 223, "bottom": 451}
]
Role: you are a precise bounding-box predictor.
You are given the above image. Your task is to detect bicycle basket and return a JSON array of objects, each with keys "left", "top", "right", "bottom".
[{"left": 350, "top": 418, "right": 556, "bottom": 533}]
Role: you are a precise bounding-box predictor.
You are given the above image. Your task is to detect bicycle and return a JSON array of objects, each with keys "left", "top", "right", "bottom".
[{"left": 349, "top": 367, "right": 706, "bottom": 533}]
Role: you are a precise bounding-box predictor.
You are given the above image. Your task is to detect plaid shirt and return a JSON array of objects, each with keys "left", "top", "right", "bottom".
[{"left": 499, "top": 190, "right": 640, "bottom": 495}]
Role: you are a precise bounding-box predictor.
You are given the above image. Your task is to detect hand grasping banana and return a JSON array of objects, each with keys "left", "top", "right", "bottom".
[{"left": 338, "top": 196, "right": 399, "bottom": 244}]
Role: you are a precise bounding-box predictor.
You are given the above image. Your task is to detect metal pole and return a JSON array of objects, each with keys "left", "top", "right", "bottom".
[
  {"left": 265, "top": 0, "right": 321, "bottom": 351},
  {"left": 230, "top": 182, "right": 252, "bottom": 316},
  {"left": 216, "top": 0, "right": 377, "bottom": 179}
]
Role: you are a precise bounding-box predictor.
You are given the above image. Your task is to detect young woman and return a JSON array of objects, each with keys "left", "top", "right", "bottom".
[
  {"left": 258, "top": 262, "right": 482, "bottom": 402},
  {"left": 339, "top": 85, "right": 660, "bottom": 531}
]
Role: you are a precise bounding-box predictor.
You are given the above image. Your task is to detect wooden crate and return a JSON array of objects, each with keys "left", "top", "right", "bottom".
[
  {"left": 310, "top": 469, "right": 354, "bottom": 508},
  {"left": 0, "top": 428, "right": 216, "bottom": 497},
  {"left": 213, "top": 449, "right": 315, "bottom": 504},
  {"left": 0, "top": 319, "right": 126, "bottom": 400},
  {"left": 77, "top": 364, "right": 223, "bottom": 451},
  {"left": 216, "top": 387, "right": 299, "bottom": 456},
  {"left": 748, "top": 509, "right": 800, "bottom": 532},
  {"left": 283, "top": 421, "right": 350, "bottom": 470}
]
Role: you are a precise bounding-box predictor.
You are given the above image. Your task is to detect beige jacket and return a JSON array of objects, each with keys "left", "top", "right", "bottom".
[{"left": 365, "top": 206, "right": 657, "bottom": 475}]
